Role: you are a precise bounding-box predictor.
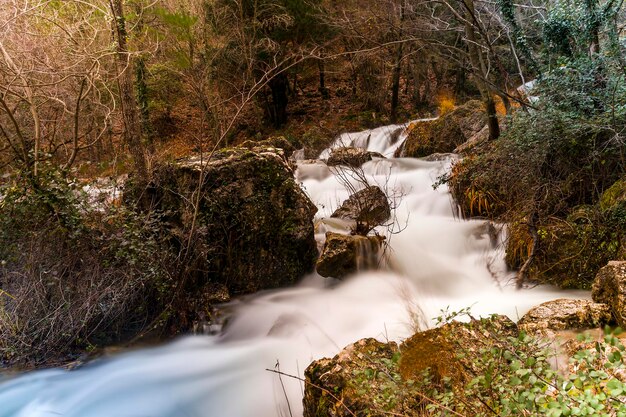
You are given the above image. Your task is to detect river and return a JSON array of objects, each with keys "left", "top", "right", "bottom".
[{"left": 0, "top": 122, "right": 586, "bottom": 417}]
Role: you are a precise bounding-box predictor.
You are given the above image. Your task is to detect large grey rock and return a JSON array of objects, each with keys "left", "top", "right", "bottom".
[
  {"left": 518, "top": 299, "right": 612, "bottom": 334},
  {"left": 316, "top": 232, "right": 384, "bottom": 279},
  {"left": 326, "top": 147, "right": 384, "bottom": 168},
  {"left": 130, "top": 146, "right": 318, "bottom": 295},
  {"left": 592, "top": 261, "right": 626, "bottom": 326},
  {"left": 331, "top": 186, "right": 391, "bottom": 234}
]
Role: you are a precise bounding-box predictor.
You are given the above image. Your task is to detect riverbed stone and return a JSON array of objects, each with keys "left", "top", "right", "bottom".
[
  {"left": 316, "top": 232, "right": 384, "bottom": 279},
  {"left": 331, "top": 186, "right": 391, "bottom": 233},
  {"left": 518, "top": 299, "right": 612, "bottom": 334},
  {"left": 326, "top": 147, "right": 384, "bottom": 168},
  {"left": 592, "top": 261, "right": 626, "bottom": 326}
]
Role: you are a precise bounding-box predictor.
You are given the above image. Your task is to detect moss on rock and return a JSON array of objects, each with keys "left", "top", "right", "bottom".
[{"left": 399, "top": 100, "right": 486, "bottom": 158}]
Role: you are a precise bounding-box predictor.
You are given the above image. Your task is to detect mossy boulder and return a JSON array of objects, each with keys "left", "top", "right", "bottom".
[
  {"left": 316, "top": 232, "right": 384, "bottom": 279},
  {"left": 600, "top": 177, "right": 626, "bottom": 211},
  {"left": 303, "top": 315, "right": 517, "bottom": 417},
  {"left": 399, "top": 315, "right": 517, "bottom": 385},
  {"left": 505, "top": 206, "right": 625, "bottom": 289},
  {"left": 397, "top": 100, "right": 486, "bottom": 158},
  {"left": 130, "top": 146, "right": 318, "bottom": 295}
]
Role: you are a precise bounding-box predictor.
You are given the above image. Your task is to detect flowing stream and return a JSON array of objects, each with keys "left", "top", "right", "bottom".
[{"left": 0, "top": 123, "right": 587, "bottom": 417}]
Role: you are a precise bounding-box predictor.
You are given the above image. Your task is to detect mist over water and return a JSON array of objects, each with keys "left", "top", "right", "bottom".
[{"left": 0, "top": 123, "right": 587, "bottom": 417}]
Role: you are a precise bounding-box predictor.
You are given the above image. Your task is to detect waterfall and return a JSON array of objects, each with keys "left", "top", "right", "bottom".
[{"left": 0, "top": 123, "right": 588, "bottom": 417}]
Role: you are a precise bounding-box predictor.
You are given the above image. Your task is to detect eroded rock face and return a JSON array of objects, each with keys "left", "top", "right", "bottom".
[
  {"left": 331, "top": 186, "right": 391, "bottom": 232},
  {"left": 397, "top": 100, "right": 486, "bottom": 158},
  {"left": 592, "top": 261, "right": 626, "bottom": 326},
  {"left": 316, "top": 232, "right": 384, "bottom": 279},
  {"left": 326, "top": 147, "right": 384, "bottom": 168},
  {"left": 518, "top": 299, "right": 612, "bottom": 334},
  {"left": 132, "top": 146, "right": 318, "bottom": 295}
]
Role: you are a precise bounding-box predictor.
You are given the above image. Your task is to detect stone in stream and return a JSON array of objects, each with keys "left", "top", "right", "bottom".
[
  {"left": 331, "top": 186, "right": 391, "bottom": 233},
  {"left": 592, "top": 261, "right": 626, "bottom": 326},
  {"left": 127, "top": 146, "right": 318, "bottom": 296},
  {"left": 518, "top": 299, "right": 612, "bottom": 334},
  {"left": 316, "top": 232, "right": 384, "bottom": 279},
  {"left": 326, "top": 146, "right": 384, "bottom": 168}
]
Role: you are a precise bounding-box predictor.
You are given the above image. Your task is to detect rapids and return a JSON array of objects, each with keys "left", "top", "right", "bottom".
[{"left": 0, "top": 122, "right": 587, "bottom": 417}]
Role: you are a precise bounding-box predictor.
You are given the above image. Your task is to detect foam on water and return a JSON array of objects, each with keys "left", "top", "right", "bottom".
[{"left": 0, "top": 123, "right": 588, "bottom": 417}]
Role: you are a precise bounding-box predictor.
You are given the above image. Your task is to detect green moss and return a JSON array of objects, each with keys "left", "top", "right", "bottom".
[{"left": 600, "top": 177, "right": 626, "bottom": 211}]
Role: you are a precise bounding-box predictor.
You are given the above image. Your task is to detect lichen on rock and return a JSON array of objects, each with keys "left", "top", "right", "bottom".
[
  {"left": 518, "top": 299, "right": 612, "bottom": 334},
  {"left": 592, "top": 261, "right": 626, "bottom": 326}
]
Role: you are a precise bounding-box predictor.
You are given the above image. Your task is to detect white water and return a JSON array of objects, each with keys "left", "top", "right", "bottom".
[{"left": 0, "top": 124, "right": 587, "bottom": 417}]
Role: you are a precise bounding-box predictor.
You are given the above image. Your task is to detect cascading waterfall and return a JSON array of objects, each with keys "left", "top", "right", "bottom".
[{"left": 0, "top": 122, "right": 588, "bottom": 417}]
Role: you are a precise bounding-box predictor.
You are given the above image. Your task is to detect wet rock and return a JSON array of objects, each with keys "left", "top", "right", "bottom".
[
  {"left": 326, "top": 147, "right": 384, "bottom": 168},
  {"left": 518, "top": 299, "right": 612, "bottom": 334},
  {"left": 592, "top": 261, "right": 626, "bottom": 326},
  {"left": 129, "top": 146, "right": 318, "bottom": 295},
  {"left": 316, "top": 232, "right": 384, "bottom": 279},
  {"left": 331, "top": 186, "right": 391, "bottom": 232},
  {"left": 397, "top": 100, "right": 486, "bottom": 158}
]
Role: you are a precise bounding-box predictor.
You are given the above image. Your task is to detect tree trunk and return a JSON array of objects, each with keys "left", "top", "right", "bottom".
[
  {"left": 110, "top": 0, "right": 148, "bottom": 180},
  {"left": 463, "top": 0, "right": 500, "bottom": 139},
  {"left": 318, "top": 59, "right": 329, "bottom": 99},
  {"left": 390, "top": 1, "right": 406, "bottom": 123},
  {"left": 485, "top": 96, "right": 500, "bottom": 140},
  {"left": 268, "top": 73, "right": 289, "bottom": 128}
]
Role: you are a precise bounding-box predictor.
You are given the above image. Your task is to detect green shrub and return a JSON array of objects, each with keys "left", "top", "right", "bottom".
[
  {"left": 0, "top": 167, "right": 171, "bottom": 366},
  {"left": 448, "top": 55, "right": 625, "bottom": 288},
  {"left": 422, "top": 320, "right": 626, "bottom": 417}
]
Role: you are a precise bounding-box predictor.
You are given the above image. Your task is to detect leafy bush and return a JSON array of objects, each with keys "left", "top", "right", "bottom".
[
  {"left": 0, "top": 167, "right": 171, "bottom": 366},
  {"left": 420, "top": 317, "right": 626, "bottom": 417}
]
